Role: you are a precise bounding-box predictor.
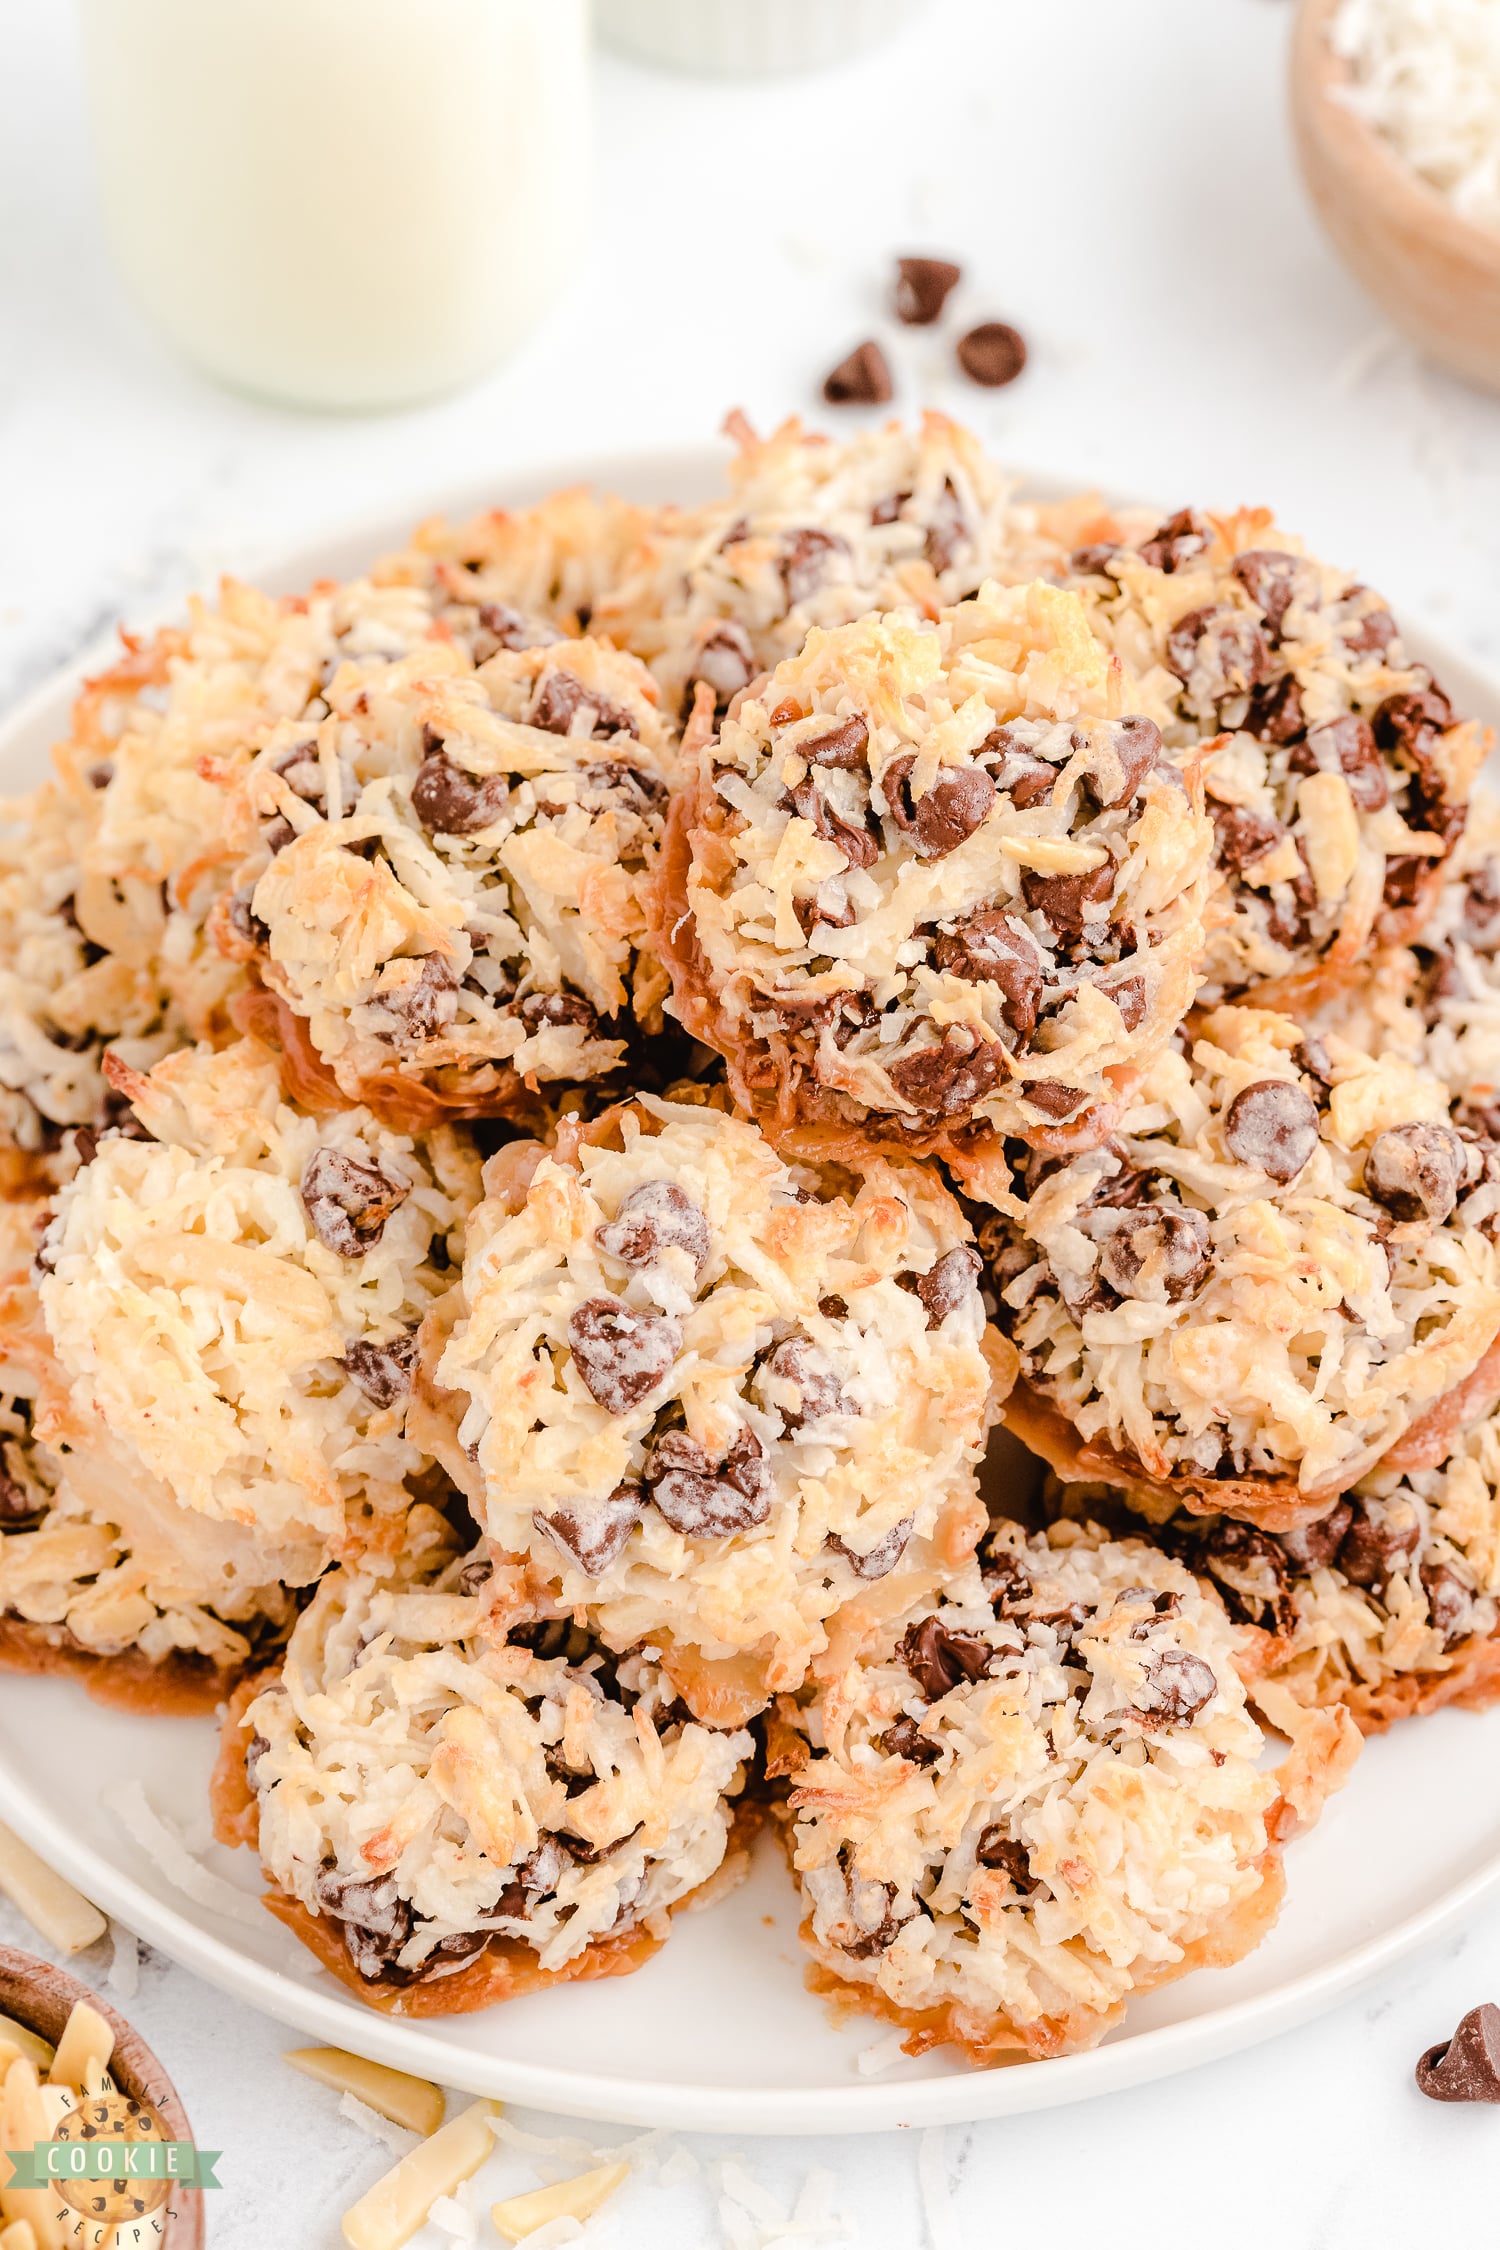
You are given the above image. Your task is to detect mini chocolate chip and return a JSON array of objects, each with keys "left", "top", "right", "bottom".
[
  {"left": 596, "top": 1181, "right": 711, "bottom": 1278},
  {"left": 411, "top": 750, "right": 510, "bottom": 834},
  {"left": 763, "top": 1336, "right": 848, "bottom": 1423},
  {"left": 1290, "top": 715, "right": 1389, "bottom": 812},
  {"left": 1231, "top": 550, "right": 1310, "bottom": 639},
  {"left": 342, "top": 1333, "right": 418, "bottom": 1407},
  {"left": 1134, "top": 1647, "right": 1217, "bottom": 1728},
  {"left": 1338, "top": 585, "right": 1396, "bottom": 656},
  {"left": 883, "top": 755, "right": 996, "bottom": 857},
  {"left": 1071, "top": 542, "right": 1122, "bottom": 576},
  {"left": 974, "top": 1828, "right": 1038, "bottom": 1890},
  {"left": 823, "top": 340, "right": 893, "bottom": 406},
  {"left": 1139, "top": 510, "right": 1211, "bottom": 573},
  {"left": 783, "top": 775, "right": 879, "bottom": 869},
  {"left": 1105, "top": 974, "right": 1148, "bottom": 1030},
  {"left": 1020, "top": 858, "right": 1116, "bottom": 939},
  {"left": 901, "top": 1615, "right": 994, "bottom": 1701},
  {"left": 886, "top": 1027, "right": 1004, "bottom": 1118},
  {"left": 693, "top": 621, "right": 755, "bottom": 702},
  {"left": 1337, "top": 1500, "right": 1421, "bottom": 1590},
  {"left": 530, "top": 669, "right": 639, "bottom": 740},
  {"left": 384, "top": 953, "right": 458, "bottom": 1043},
  {"left": 913, "top": 1244, "right": 982, "bottom": 1327},
  {"left": 456, "top": 1556, "right": 493, "bottom": 1596},
  {"left": 1421, "top": 1560, "right": 1476, "bottom": 1649},
  {"left": 956, "top": 321, "right": 1027, "bottom": 387},
  {"left": 893, "top": 254, "right": 962, "bottom": 325},
  {"left": 227, "top": 886, "right": 269, "bottom": 949},
  {"left": 1222, "top": 1079, "right": 1320, "bottom": 1183},
  {"left": 316, "top": 1870, "right": 414, "bottom": 1981},
  {"left": 1089, "top": 716, "right": 1163, "bottom": 811},
  {"left": 301, "top": 1147, "right": 410, "bottom": 1258},
  {"left": 517, "top": 989, "right": 599, "bottom": 1037},
  {"left": 1416, "top": 2006, "right": 1500, "bottom": 2102},
  {"left": 877, "top": 1716, "right": 941, "bottom": 1765},
  {"left": 536, "top": 1480, "right": 643, "bottom": 1574},
  {"left": 1245, "top": 672, "right": 1307, "bottom": 744},
  {"left": 1166, "top": 607, "right": 1270, "bottom": 700},
  {"left": 780, "top": 528, "right": 848, "bottom": 606},
  {"left": 802, "top": 715, "right": 871, "bottom": 770},
  {"left": 826, "top": 1518, "right": 913, "bottom": 1579},
  {"left": 567, "top": 1297, "right": 681, "bottom": 1414},
  {"left": 929, "top": 911, "right": 1042, "bottom": 1046},
  {"left": 1092, "top": 1202, "right": 1210, "bottom": 1304},
  {"left": 1364, "top": 1122, "right": 1466, "bottom": 1224},
  {"left": 1277, "top": 1499, "right": 1353, "bottom": 1574}
]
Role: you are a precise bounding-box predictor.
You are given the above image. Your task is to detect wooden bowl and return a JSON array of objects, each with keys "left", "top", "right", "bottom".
[
  {"left": 1291, "top": 0, "right": 1500, "bottom": 394},
  {"left": 0, "top": 1946, "right": 205, "bottom": 2249}
]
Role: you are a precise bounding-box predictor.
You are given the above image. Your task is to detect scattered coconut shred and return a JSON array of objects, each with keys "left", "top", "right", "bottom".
[{"left": 1332, "top": 0, "right": 1500, "bottom": 224}]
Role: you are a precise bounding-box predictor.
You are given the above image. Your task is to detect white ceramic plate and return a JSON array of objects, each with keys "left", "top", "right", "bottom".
[{"left": 3, "top": 449, "right": 1500, "bottom": 2135}]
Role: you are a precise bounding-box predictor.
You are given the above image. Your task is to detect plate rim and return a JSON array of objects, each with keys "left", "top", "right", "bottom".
[{"left": 3, "top": 443, "right": 1500, "bottom": 2134}]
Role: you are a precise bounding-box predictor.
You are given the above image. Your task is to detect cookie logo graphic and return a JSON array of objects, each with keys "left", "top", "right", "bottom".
[{"left": 52, "top": 2089, "right": 171, "bottom": 2248}]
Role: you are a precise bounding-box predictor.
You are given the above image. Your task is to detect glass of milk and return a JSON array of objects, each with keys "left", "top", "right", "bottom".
[{"left": 79, "top": 0, "right": 589, "bottom": 412}]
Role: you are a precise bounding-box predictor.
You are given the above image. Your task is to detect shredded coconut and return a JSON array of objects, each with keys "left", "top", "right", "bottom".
[
  {"left": 1333, "top": 0, "right": 1500, "bottom": 226},
  {"left": 337, "top": 2088, "right": 418, "bottom": 2158},
  {"left": 105, "top": 1922, "right": 140, "bottom": 2000},
  {"left": 103, "top": 1780, "right": 264, "bottom": 1928}
]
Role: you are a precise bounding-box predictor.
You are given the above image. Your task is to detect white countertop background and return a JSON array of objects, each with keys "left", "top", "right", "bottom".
[{"left": 4, "top": 0, "right": 1500, "bottom": 2239}]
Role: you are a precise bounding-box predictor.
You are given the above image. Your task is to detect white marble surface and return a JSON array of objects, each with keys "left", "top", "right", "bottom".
[{"left": 5, "top": 0, "right": 1500, "bottom": 2241}]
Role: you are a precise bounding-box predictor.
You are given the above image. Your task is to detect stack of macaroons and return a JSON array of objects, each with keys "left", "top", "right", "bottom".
[{"left": 1, "top": 413, "right": 1496, "bottom": 2067}]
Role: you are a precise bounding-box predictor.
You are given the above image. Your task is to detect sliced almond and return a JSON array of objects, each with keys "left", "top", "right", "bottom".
[
  {"left": 285, "top": 2048, "right": 444, "bottom": 2139},
  {"left": 341, "top": 2099, "right": 497, "bottom": 2250},
  {"left": 0, "top": 2021, "right": 52, "bottom": 2076},
  {"left": 998, "top": 834, "right": 1109, "bottom": 876},
  {"left": 0, "top": 2059, "right": 63, "bottom": 2250},
  {"left": 48, "top": 2001, "right": 113, "bottom": 2093},
  {"left": 0, "top": 2218, "right": 40, "bottom": 2250},
  {"left": 0, "top": 1824, "right": 106, "bottom": 1956},
  {"left": 1295, "top": 770, "right": 1360, "bottom": 905},
  {"left": 491, "top": 2161, "right": 631, "bottom": 2243}
]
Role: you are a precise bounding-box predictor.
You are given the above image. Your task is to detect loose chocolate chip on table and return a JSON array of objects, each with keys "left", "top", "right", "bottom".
[
  {"left": 1416, "top": 2005, "right": 1500, "bottom": 2102},
  {"left": 876, "top": 1715, "right": 942, "bottom": 1766},
  {"left": 411, "top": 749, "right": 510, "bottom": 834},
  {"left": 1222, "top": 1079, "right": 1320, "bottom": 1182},
  {"left": 901, "top": 1615, "right": 995, "bottom": 1701},
  {"left": 1277, "top": 1498, "right": 1353, "bottom": 1574},
  {"left": 913, "top": 1244, "right": 983, "bottom": 1326},
  {"left": 1138, "top": 510, "right": 1211, "bottom": 575},
  {"left": 893, "top": 254, "right": 962, "bottom": 325},
  {"left": 342, "top": 1333, "right": 419, "bottom": 1408},
  {"left": 1337, "top": 1500, "right": 1421, "bottom": 1589},
  {"left": 1364, "top": 1121, "right": 1466, "bottom": 1225},
  {"left": 567, "top": 1297, "right": 681, "bottom": 1414},
  {"left": 1133, "top": 1648, "right": 1217, "bottom": 1728},
  {"left": 826, "top": 1518, "right": 913, "bottom": 1580},
  {"left": 930, "top": 910, "right": 1042, "bottom": 1044},
  {"left": 596, "top": 1181, "right": 711, "bottom": 1277},
  {"left": 301, "top": 1146, "right": 410, "bottom": 1258},
  {"left": 886, "top": 1027, "right": 1004, "bottom": 1118},
  {"left": 1093, "top": 1202, "right": 1210, "bottom": 1304},
  {"left": 956, "top": 321, "right": 1027, "bottom": 388},
  {"left": 822, "top": 339, "right": 894, "bottom": 406},
  {"left": 882, "top": 755, "right": 996, "bottom": 856},
  {"left": 537, "top": 1480, "right": 644, "bottom": 1574},
  {"left": 802, "top": 715, "right": 871, "bottom": 770},
  {"left": 974, "top": 1829, "right": 1038, "bottom": 1890}
]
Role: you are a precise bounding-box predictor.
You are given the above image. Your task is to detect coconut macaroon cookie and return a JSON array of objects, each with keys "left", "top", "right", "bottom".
[
  {"left": 784, "top": 1523, "right": 1326, "bottom": 2063},
  {"left": 431, "top": 1094, "right": 1002, "bottom": 1722},
  {"left": 218, "top": 633, "right": 677, "bottom": 1126},
  {"left": 34, "top": 1036, "right": 477, "bottom": 1560},
  {"left": 655, "top": 583, "right": 1215, "bottom": 1162},
  {"left": 594, "top": 412, "right": 1062, "bottom": 721},
  {"left": 1065, "top": 507, "right": 1488, "bottom": 1004},
  {"left": 219, "top": 1508, "right": 753, "bottom": 2013},
  {"left": 985, "top": 1005, "right": 1500, "bottom": 1531}
]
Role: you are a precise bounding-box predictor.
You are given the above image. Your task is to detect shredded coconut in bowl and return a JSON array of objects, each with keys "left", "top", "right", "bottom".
[
  {"left": 35, "top": 1036, "right": 477, "bottom": 1554},
  {"left": 785, "top": 1523, "right": 1318, "bottom": 2062},
  {"left": 239, "top": 1508, "right": 752, "bottom": 2000},
  {"left": 1332, "top": 0, "right": 1500, "bottom": 227},
  {"left": 984, "top": 1004, "right": 1500, "bottom": 1523},
  {"left": 432, "top": 1094, "right": 1004, "bottom": 1722}
]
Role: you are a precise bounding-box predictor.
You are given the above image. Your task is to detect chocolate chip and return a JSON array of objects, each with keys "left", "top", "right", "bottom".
[
  {"left": 794, "top": 891, "right": 857, "bottom": 939},
  {"left": 1277, "top": 1499, "right": 1353, "bottom": 1574},
  {"left": 822, "top": 340, "right": 893, "bottom": 406},
  {"left": 1231, "top": 550, "right": 1311, "bottom": 640},
  {"left": 886, "top": 1027, "right": 1004, "bottom": 1118},
  {"left": 456, "top": 1556, "right": 493, "bottom": 1595},
  {"left": 693, "top": 621, "right": 755, "bottom": 702},
  {"left": 581, "top": 758, "right": 669, "bottom": 815},
  {"left": 974, "top": 1828, "right": 1038, "bottom": 1891},
  {"left": 227, "top": 886, "right": 269, "bottom": 949},
  {"left": 1134, "top": 1648, "right": 1217, "bottom": 1728},
  {"left": 342, "top": 1333, "right": 418, "bottom": 1407},
  {"left": 1293, "top": 1037, "right": 1334, "bottom": 1096},
  {"left": 596, "top": 1182, "right": 711, "bottom": 1279},
  {"left": 1244, "top": 672, "right": 1306, "bottom": 744},
  {"left": 1461, "top": 863, "right": 1500, "bottom": 954},
  {"left": 985, "top": 732, "right": 1060, "bottom": 808},
  {"left": 1022, "top": 1080, "right": 1089, "bottom": 1120},
  {"left": 529, "top": 669, "right": 639, "bottom": 740},
  {"left": 901, "top": 1615, "right": 995, "bottom": 1701},
  {"left": 929, "top": 911, "right": 1042, "bottom": 1046},
  {"left": 779, "top": 528, "right": 848, "bottom": 606},
  {"left": 536, "top": 1480, "right": 643, "bottom": 1574},
  {"left": 301, "top": 1147, "right": 410, "bottom": 1258},
  {"left": 893, "top": 255, "right": 962, "bottom": 325},
  {"left": 835, "top": 1857, "right": 909, "bottom": 1957},
  {"left": 1421, "top": 1560, "right": 1476, "bottom": 1649},
  {"left": 1338, "top": 586, "right": 1396, "bottom": 656},
  {"left": 1222, "top": 1079, "right": 1320, "bottom": 1182},
  {"left": 1165, "top": 607, "right": 1271, "bottom": 700},
  {"left": 876, "top": 1716, "right": 941, "bottom": 1765},
  {"left": 1416, "top": 2006, "right": 1500, "bottom": 2102},
  {"left": 982, "top": 1548, "right": 1033, "bottom": 1615},
  {"left": 1092, "top": 1202, "right": 1210, "bottom": 1304},
  {"left": 955, "top": 321, "right": 1027, "bottom": 387},
  {"left": 882, "top": 756, "right": 996, "bottom": 857},
  {"left": 802, "top": 715, "right": 870, "bottom": 770},
  {"left": 0, "top": 1473, "right": 40, "bottom": 1528},
  {"left": 411, "top": 751, "right": 509, "bottom": 834},
  {"left": 648, "top": 1429, "right": 772, "bottom": 1538},
  {"left": 1373, "top": 685, "right": 1452, "bottom": 760},
  {"left": 1070, "top": 542, "right": 1121, "bottom": 577},
  {"left": 1105, "top": 974, "right": 1148, "bottom": 1030},
  {"left": 1088, "top": 715, "right": 1163, "bottom": 811},
  {"left": 384, "top": 953, "right": 458, "bottom": 1043},
  {"left": 1139, "top": 510, "right": 1211, "bottom": 575},
  {"left": 763, "top": 1336, "right": 848, "bottom": 1423},
  {"left": 567, "top": 1298, "right": 680, "bottom": 1414},
  {"left": 1020, "top": 857, "right": 1116, "bottom": 939},
  {"left": 1383, "top": 855, "right": 1429, "bottom": 911},
  {"left": 316, "top": 1870, "right": 414, "bottom": 1981},
  {"left": 783, "top": 776, "right": 879, "bottom": 870},
  {"left": 1289, "top": 715, "right": 1389, "bottom": 812},
  {"left": 1364, "top": 1122, "right": 1466, "bottom": 1224},
  {"left": 922, "top": 480, "right": 968, "bottom": 574},
  {"left": 517, "top": 989, "right": 599, "bottom": 1037},
  {"left": 1337, "top": 1500, "right": 1421, "bottom": 1589},
  {"left": 913, "top": 1244, "right": 982, "bottom": 1326},
  {"left": 825, "top": 1518, "right": 913, "bottom": 1579}
]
